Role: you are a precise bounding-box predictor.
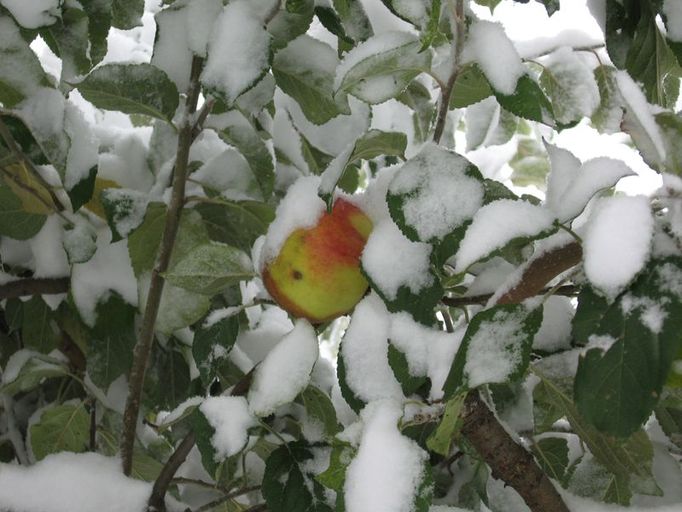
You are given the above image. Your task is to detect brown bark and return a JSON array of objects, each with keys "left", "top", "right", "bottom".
[{"left": 0, "top": 277, "right": 69, "bottom": 299}]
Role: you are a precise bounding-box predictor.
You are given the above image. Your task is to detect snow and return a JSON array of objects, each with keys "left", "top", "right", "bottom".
[
  {"left": 259, "top": 176, "right": 326, "bottom": 268},
  {"left": 344, "top": 399, "right": 428, "bottom": 512},
  {"left": 185, "top": 0, "right": 222, "bottom": 56},
  {"left": 388, "top": 143, "right": 484, "bottom": 241},
  {"left": 64, "top": 103, "right": 99, "bottom": 191},
  {"left": 334, "top": 31, "right": 418, "bottom": 91},
  {"left": 0, "top": 453, "right": 152, "bottom": 512},
  {"left": 340, "top": 294, "right": 403, "bottom": 402},
  {"left": 463, "top": 307, "right": 530, "bottom": 388},
  {"left": 620, "top": 295, "right": 668, "bottom": 335},
  {"left": 393, "top": 0, "right": 427, "bottom": 25},
  {"left": 0, "top": 0, "right": 60, "bottom": 29},
  {"left": 541, "top": 47, "right": 600, "bottom": 125},
  {"left": 454, "top": 199, "right": 556, "bottom": 273},
  {"left": 199, "top": 396, "right": 256, "bottom": 459},
  {"left": 236, "top": 306, "right": 294, "bottom": 365},
  {"left": 461, "top": 21, "right": 524, "bottom": 96},
  {"left": 151, "top": 2, "right": 195, "bottom": 93},
  {"left": 247, "top": 319, "right": 319, "bottom": 416},
  {"left": 361, "top": 218, "right": 434, "bottom": 300},
  {"left": 656, "top": 261, "right": 682, "bottom": 299},
  {"left": 544, "top": 142, "right": 634, "bottom": 222},
  {"left": 155, "top": 396, "right": 203, "bottom": 428},
  {"left": 532, "top": 296, "right": 574, "bottom": 352},
  {"left": 201, "top": 0, "right": 270, "bottom": 103},
  {"left": 16, "top": 88, "right": 67, "bottom": 147},
  {"left": 389, "top": 313, "right": 464, "bottom": 399},
  {"left": 71, "top": 229, "right": 138, "bottom": 326},
  {"left": 28, "top": 215, "right": 69, "bottom": 279},
  {"left": 583, "top": 196, "right": 654, "bottom": 300},
  {"left": 663, "top": 0, "right": 682, "bottom": 42}
]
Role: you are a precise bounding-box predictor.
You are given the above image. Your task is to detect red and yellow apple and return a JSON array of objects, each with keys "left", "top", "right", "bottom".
[{"left": 262, "top": 198, "right": 372, "bottom": 323}]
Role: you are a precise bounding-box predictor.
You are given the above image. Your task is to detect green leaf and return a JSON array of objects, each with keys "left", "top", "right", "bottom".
[
  {"left": 67, "top": 165, "right": 97, "bottom": 213},
  {"left": 572, "top": 286, "right": 610, "bottom": 346},
  {"left": 426, "top": 394, "right": 465, "bottom": 456},
  {"left": 268, "top": 0, "right": 315, "bottom": 51},
  {"left": 80, "top": 0, "right": 112, "bottom": 65},
  {"left": 532, "top": 437, "right": 569, "bottom": 484},
  {"left": 335, "top": 34, "right": 431, "bottom": 104},
  {"left": 0, "top": 180, "right": 47, "bottom": 239},
  {"left": 575, "top": 258, "right": 682, "bottom": 437},
  {"left": 87, "top": 294, "right": 136, "bottom": 389},
  {"left": 495, "top": 75, "right": 554, "bottom": 125},
  {"left": 193, "top": 407, "right": 220, "bottom": 477},
  {"left": 111, "top": 0, "right": 144, "bottom": 29},
  {"left": 29, "top": 402, "right": 89, "bottom": 460},
  {"left": 193, "top": 312, "right": 240, "bottom": 387},
  {"left": 465, "top": 97, "right": 517, "bottom": 151},
  {"left": 196, "top": 199, "right": 274, "bottom": 253},
  {"left": 591, "top": 65, "right": 623, "bottom": 133},
  {"left": 0, "top": 351, "right": 70, "bottom": 396},
  {"left": 263, "top": 442, "right": 334, "bottom": 512},
  {"left": 388, "top": 344, "right": 428, "bottom": 395},
  {"left": 534, "top": 369, "right": 660, "bottom": 504},
  {"left": 336, "top": 347, "right": 365, "bottom": 414},
  {"left": 450, "top": 64, "right": 493, "bottom": 109},
  {"left": 217, "top": 115, "right": 275, "bottom": 200},
  {"left": 75, "top": 63, "right": 179, "bottom": 122},
  {"left": 397, "top": 81, "right": 435, "bottom": 143},
  {"left": 164, "top": 241, "right": 254, "bottom": 295},
  {"left": 351, "top": 129, "right": 407, "bottom": 162},
  {"left": 144, "top": 346, "right": 192, "bottom": 410},
  {"left": 316, "top": 442, "right": 355, "bottom": 491},
  {"left": 443, "top": 304, "right": 543, "bottom": 398},
  {"left": 40, "top": 4, "right": 91, "bottom": 82},
  {"left": 300, "top": 385, "right": 341, "bottom": 439},
  {"left": 273, "top": 35, "right": 349, "bottom": 125},
  {"left": 509, "top": 137, "right": 550, "bottom": 189},
  {"left": 654, "top": 111, "right": 682, "bottom": 175},
  {"left": 127, "top": 202, "right": 166, "bottom": 277},
  {"left": 21, "top": 297, "right": 58, "bottom": 353},
  {"left": 332, "top": 0, "right": 373, "bottom": 42}
]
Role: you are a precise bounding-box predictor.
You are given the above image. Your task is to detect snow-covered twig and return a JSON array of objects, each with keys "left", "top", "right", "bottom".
[{"left": 1, "top": 394, "right": 29, "bottom": 465}]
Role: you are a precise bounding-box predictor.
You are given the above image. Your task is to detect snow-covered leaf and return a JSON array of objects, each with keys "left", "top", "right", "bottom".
[
  {"left": 193, "top": 310, "right": 240, "bottom": 387},
  {"left": 111, "top": 0, "right": 144, "bottom": 30},
  {"left": 201, "top": 1, "right": 271, "bottom": 104},
  {"left": 127, "top": 202, "right": 166, "bottom": 277},
  {"left": 398, "top": 80, "right": 436, "bottom": 142},
  {"left": 63, "top": 221, "right": 97, "bottom": 264},
  {"left": 539, "top": 47, "right": 600, "bottom": 126},
  {"left": 332, "top": 0, "right": 373, "bottom": 43},
  {"left": 29, "top": 402, "right": 90, "bottom": 461},
  {"left": 425, "top": 394, "right": 465, "bottom": 456},
  {"left": 40, "top": 3, "right": 90, "bottom": 83},
  {"left": 450, "top": 63, "right": 493, "bottom": 109},
  {"left": 75, "top": 63, "right": 179, "bottom": 122},
  {"left": 0, "top": 350, "right": 69, "bottom": 397},
  {"left": 388, "top": 344, "right": 428, "bottom": 395},
  {"left": 20, "top": 297, "right": 58, "bottom": 354},
  {"left": 575, "top": 257, "right": 682, "bottom": 437},
  {"left": 164, "top": 241, "right": 254, "bottom": 296},
  {"left": 263, "top": 441, "right": 333, "bottom": 512},
  {"left": 453, "top": 199, "right": 556, "bottom": 273},
  {"left": 442, "top": 304, "right": 542, "bottom": 397},
  {"left": 268, "top": 0, "right": 315, "bottom": 51},
  {"left": 464, "top": 97, "right": 517, "bottom": 151},
  {"left": 248, "top": 319, "right": 319, "bottom": 417},
  {"left": 196, "top": 199, "right": 275, "bottom": 253},
  {"left": 101, "top": 188, "right": 149, "bottom": 242},
  {"left": 544, "top": 142, "right": 634, "bottom": 223},
  {"left": 495, "top": 75, "right": 554, "bottom": 125},
  {"left": 583, "top": 196, "right": 653, "bottom": 299},
  {"left": 273, "top": 35, "right": 349, "bottom": 125},
  {"left": 387, "top": 144, "right": 484, "bottom": 243},
  {"left": 300, "top": 385, "right": 341, "bottom": 439},
  {"left": 532, "top": 437, "right": 569, "bottom": 484},
  {"left": 591, "top": 65, "right": 623, "bottom": 134},
  {"left": 335, "top": 32, "right": 431, "bottom": 104}
]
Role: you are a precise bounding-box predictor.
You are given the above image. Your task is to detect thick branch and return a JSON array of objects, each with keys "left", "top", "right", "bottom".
[
  {"left": 120, "top": 57, "right": 204, "bottom": 476},
  {"left": 0, "top": 277, "right": 70, "bottom": 299},
  {"left": 459, "top": 241, "right": 582, "bottom": 512},
  {"left": 461, "top": 392, "right": 570, "bottom": 512}
]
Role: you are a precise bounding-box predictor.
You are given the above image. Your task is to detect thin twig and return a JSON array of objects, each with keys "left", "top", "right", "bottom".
[
  {"left": 441, "top": 284, "right": 580, "bottom": 307},
  {"left": 191, "top": 98, "right": 216, "bottom": 141},
  {"left": 121, "top": 56, "right": 205, "bottom": 477},
  {"left": 0, "top": 277, "right": 70, "bottom": 299},
  {"left": 433, "top": 0, "right": 466, "bottom": 144},
  {"left": 0, "top": 118, "right": 65, "bottom": 212},
  {"left": 195, "top": 485, "right": 261, "bottom": 512}
]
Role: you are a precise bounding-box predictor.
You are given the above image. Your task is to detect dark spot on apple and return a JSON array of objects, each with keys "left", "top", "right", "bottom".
[{"left": 292, "top": 270, "right": 303, "bottom": 280}]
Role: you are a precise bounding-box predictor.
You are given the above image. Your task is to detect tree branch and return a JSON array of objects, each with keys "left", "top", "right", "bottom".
[
  {"left": 0, "top": 277, "right": 70, "bottom": 299},
  {"left": 433, "top": 0, "right": 466, "bottom": 144},
  {"left": 121, "top": 56, "right": 204, "bottom": 476},
  {"left": 459, "top": 241, "right": 582, "bottom": 512},
  {"left": 442, "top": 284, "right": 580, "bottom": 307}
]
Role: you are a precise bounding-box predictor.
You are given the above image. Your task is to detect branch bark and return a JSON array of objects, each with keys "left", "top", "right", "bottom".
[
  {"left": 0, "top": 277, "right": 70, "bottom": 299},
  {"left": 442, "top": 284, "right": 580, "bottom": 307},
  {"left": 120, "top": 56, "right": 204, "bottom": 476},
  {"left": 459, "top": 241, "right": 582, "bottom": 512}
]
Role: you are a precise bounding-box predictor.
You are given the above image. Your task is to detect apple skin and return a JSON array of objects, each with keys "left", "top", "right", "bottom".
[{"left": 262, "top": 198, "right": 372, "bottom": 323}]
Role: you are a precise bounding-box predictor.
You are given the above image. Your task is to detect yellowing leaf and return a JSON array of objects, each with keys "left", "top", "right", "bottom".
[
  {"left": 84, "top": 177, "right": 119, "bottom": 218},
  {"left": 1, "top": 162, "right": 54, "bottom": 214}
]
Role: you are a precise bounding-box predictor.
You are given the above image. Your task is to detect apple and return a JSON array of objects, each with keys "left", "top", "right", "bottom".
[{"left": 262, "top": 198, "right": 372, "bottom": 323}]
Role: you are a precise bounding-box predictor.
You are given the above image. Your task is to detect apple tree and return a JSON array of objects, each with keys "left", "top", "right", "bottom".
[{"left": 1, "top": 0, "right": 682, "bottom": 511}]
